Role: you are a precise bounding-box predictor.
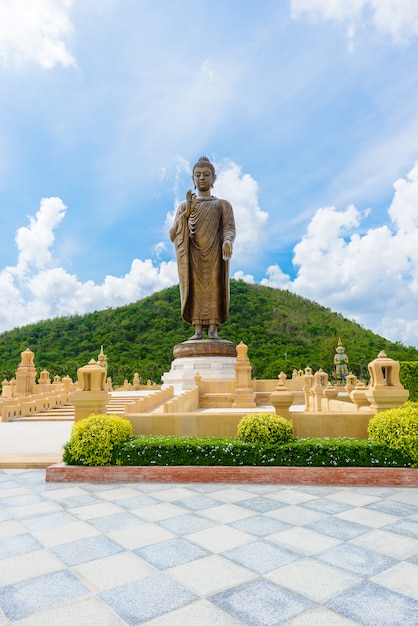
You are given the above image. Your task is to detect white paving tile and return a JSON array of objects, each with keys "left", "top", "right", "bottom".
[
  {"left": 187, "top": 525, "right": 254, "bottom": 553},
  {"left": 266, "top": 489, "right": 317, "bottom": 504},
  {"left": 132, "top": 502, "right": 186, "bottom": 521},
  {"left": 42, "top": 486, "right": 88, "bottom": 500},
  {"left": 150, "top": 487, "right": 199, "bottom": 502},
  {"left": 267, "top": 526, "right": 341, "bottom": 555},
  {"left": 388, "top": 490, "right": 418, "bottom": 506},
  {"left": 266, "top": 557, "right": 360, "bottom": 603},
  {"left": 168, "top": 554, "right": 256, "bottom": 596},
  {"left": 335, "top": 507, "right": 399, "bottom": 528},
  {"left": 205, "top": 487, "right": 256, "bottom": 503},
  {"left": 144, "top": 598, "right": 244, "bottom": 625},
  {"left": 7, "top": 501, "right": 61, "bottom": 519},
  {"left": 96, "top": 486, "right": 145, "bottom": 501},
  {"left": 349, "top": 528, "right": 418, "bottom": 560},
  {"left": 71, "top": 551, "right": 157, "bottom": 591},
  {"left": 108, "top": 522, "right": 175, "bottom": 550},
  {"left": 199, "top": 503, "right": 255, "bottom": 523},
  {"left": 284, "top": 605, "right": 360, "bottom": 625},
  {"left": 67, "top": 502, "right": 125, "bottom": 520},
  {"left": 265, "top": 505, "right": 325, "bottom": 525},
  {"left": 371, "top": 561, "right": 418, "bottom": 601},
  {"left": 327, "top": 491, "right": 380, "bottom": 506},
  {"left": 32, "top": 521, "right": 100, "bottom": 547},
  {"left": 0, "top": 549, "right": 64, "bottom": 585},
  {"left": 13, "top": 598, "right": 127, "bottom": 626},
  {"left": 0, "top": 519, "right": 27, "bottom": 538}
]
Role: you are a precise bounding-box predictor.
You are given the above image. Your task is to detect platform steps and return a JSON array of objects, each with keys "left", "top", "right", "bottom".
[{"left": 11, "top": 395, "right": 136, "bottom": 422}]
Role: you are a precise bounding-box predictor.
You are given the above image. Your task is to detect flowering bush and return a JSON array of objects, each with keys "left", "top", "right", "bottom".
[
  {"left": 237, "top": 412, "right": 294, "bottom": 445},
  {"left": 63, "top": 414, "right": 133, "bottom": 466},
  {"left": 368, "top": 403, "right": 418, "bottom": 467}
]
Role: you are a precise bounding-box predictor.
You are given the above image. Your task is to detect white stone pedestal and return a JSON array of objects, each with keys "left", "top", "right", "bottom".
[{"left": 162, "top": 339, "right": 237, "bottom": 392}]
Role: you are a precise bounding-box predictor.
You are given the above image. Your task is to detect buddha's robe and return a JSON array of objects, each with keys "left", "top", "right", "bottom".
[{"left": 170, "top": 196, "right": 235, "bottom": 326}]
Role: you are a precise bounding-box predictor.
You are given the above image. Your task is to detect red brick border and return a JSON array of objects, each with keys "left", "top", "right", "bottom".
[{"left": 46, "top": 463, "right": 418, "bottom": 486}]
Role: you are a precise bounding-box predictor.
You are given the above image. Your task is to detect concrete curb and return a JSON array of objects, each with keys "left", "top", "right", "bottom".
[{"left": 46, "top": 463, "right": 418, "bottom": 486}]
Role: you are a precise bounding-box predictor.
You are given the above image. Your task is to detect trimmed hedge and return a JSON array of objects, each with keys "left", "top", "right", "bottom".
[
  {"left": 103, "top": 435, "right": 413, "bottom": 468},
  {"left": 368, "top": 403, "right": 418, "bottom": 467},
  {"left": 237, "top": 412, "right": 293, "bottom": 445},
  {"left": 63, "top": 414, "right": 133, "bottom": 466},
  {"left": 400, "top": 363, "right": 418, "bottom": 402}
]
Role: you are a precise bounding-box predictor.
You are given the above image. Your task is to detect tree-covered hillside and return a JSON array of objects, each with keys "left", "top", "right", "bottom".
[{"left": 0, "top": 280, "right": 417, "bottom": 384}]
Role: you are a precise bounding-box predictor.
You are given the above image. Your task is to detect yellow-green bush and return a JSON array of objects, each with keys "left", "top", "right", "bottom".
[
  {"left": 63, "top": 414, "right": 133, "bottom": 466},
  {"left": 237, "top": 412, "right": 294, "bottom": 445},
  {"left": 368, "top": 403, "right": 418, "bottom": 467}
]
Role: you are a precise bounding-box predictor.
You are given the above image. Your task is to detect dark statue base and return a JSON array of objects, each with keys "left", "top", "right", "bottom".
[
  {"left": 173, "top": 339, "right": 237, "bottom": 359},
  {"left": 162, "top": 340, "right": 237, "bottom": 391}
]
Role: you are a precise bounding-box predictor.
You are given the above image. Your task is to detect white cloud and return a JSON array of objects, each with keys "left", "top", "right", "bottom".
[
  {"left": 291, "top": 0, "right": 418, "bottom": 44},
  {"left": 213, "top": 159, "right": 269, "bottom": 263},
  {"left": 0, "top": 0, "right": 76, "bottom": 69},
  {"left": 0, "top": 197, "right": 178, "bottom": 331},
  {"left": 262, "top": 161, "right": 418, "bottom": 347}
]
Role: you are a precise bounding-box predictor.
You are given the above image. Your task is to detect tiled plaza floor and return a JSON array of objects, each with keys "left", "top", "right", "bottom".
[{"left": 0, "top": 470, "right": 417, "bottom": 625}]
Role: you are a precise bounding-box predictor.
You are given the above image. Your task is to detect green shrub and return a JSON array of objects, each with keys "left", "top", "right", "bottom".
[
  {"left": 368, "top": 403, "right": 418, "bottom": 467},
  {"left": 237, "top": 412, "right": 294, "bottom": 445},
  {"left": 110, "top": 435, "right": 411, "bottom": 467},
  {"left": 400, "top": 362, "right": 418, "bottom": 402},
  {"left": 63, "top": 413, "right": 133, "bottom": 466}
]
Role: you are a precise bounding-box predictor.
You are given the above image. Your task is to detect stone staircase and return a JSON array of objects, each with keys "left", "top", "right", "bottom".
[{"left": 11, "top": 394, "right": 137, "bottom": 422}]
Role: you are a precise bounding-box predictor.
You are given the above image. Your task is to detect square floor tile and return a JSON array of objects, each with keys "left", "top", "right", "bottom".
[
  {"left": 0, "top": 533, "right": 42, "bottom": 559},
  {"left": 210, "top": 577, "right": 313, "bottom": 625},
  {"left": 365, "top": 499, "right": 417, "bottom": 517},
  {"left": 8, "top": 501, "right": 61, "bottom": 520},
  {"left": 349, "top": 528, "right": 418, "bottom": 560},
  {"left": 231, "top": 514, "right": 292, "bottom": 537},
  {"left": 222, "top": 539, "right": 300, "bottom": 574},
  {"left": 159, "top": 513, "right": 216, "bottom": 535},
  {"left": 96, "top": 486, "right": 144, "bottom": 501},
  {"left": 10, "top": 598, "right": 127, "bottom": 626},
  {"left": 71, "top": 551, "right": 157, "bottom": 591},
  {"left": 187, "top": 524, "right": 254, "bottom": 553},
  {"left": 32, "top": 520, "right": 100, "bottom": 547},
  {"left": 237, "top": 496, "right": 285, "bottom": 513},
  {"left": 88, "top": 511, "right": 143, "bottom": 533},
  {"left": 266, "top": 505, "right": 325, "bottom": 526},
  {"left": 205, "top": 487, "right": 254, "bottom": 503},
  {"left": 268, "top": 526, "right": 341, "bottom": 556},
  {"left": 316, "top": 543, "right": 398, "bottom": 577},
  {"left": 172, "top": 495, "right": 220, "bottom": 510},
  {"left": 327, "top": 491, "right": 379, "bottom": 506},
  {"left": 20, "top": 510, "right": 75, "bottom": 531},
  {"left": 132, "top": 502, "right": 185, "bottom": 521},
  {"left": 383, "top": 519, "right": 418, "bottom": 539},
  {"left": 67, "top": 501, "right": 124, "bottom": 520},
  {"left": 0, "top": 519, "right": 27, "bottom": 538},
  {"left": 266, "top": 489, "right": 316, "bottom": 505},
  {"left": 168, "top": 554, "right": 256, "bottom": 595},
  {"left": 0, "top": 549, "right": 64, "bottom": 585},
  {"left": 151, "top": 487, "right": 198, "bottom": 502},
  {"left": 50, "top": 535, "right": 123, "bottom": 566},
  {"left": 143, "top": 598, "right": 243, "bottom": 626},
  {"left": 199, "top": 503, "right": 255, "bottom": 523},
  {"left": 0, "top": 493, "right": 43, "bottom": 507},
  {"left": 306, "top": 516, "right": 370, "bottom": 540},
  {"left": 283, "top": 605, "right": 363, "bottom": 625},
  {"left": 108, "top": 494, "right": 160, "bottom": 510},
  {"left": 336, "top": 507, "right": 399, "bottom": 528},
  {"left": 108, "top": 521, "right": 175, "bottom": 549},
  {"left": 326, "top": 581, "right": 418, "bottom": 626},
  {"left": 371, "top": 561, "right": 418, "bottom": 601},
  {"left": 388, "top": 490, "right": 418, "bottom": 506},
  {"left": 135, "top": 537, "right": 209, "bottom": 569},
  {"left": 100, "top": 573, "right": 196, "bottom": 625},
  {"left": 266, "top": 556, "right": 360, "bottom": 603},
  {"left": 0, "top": 570, "right": 89, "bottom": 621},
  {"left": 301, "top": 498, "right": 352, "bottom": 515}
]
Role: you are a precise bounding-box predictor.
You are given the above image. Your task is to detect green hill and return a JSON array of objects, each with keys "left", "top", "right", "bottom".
[{"left": 0, "top": 280, "right": 417, "bottom": 384}]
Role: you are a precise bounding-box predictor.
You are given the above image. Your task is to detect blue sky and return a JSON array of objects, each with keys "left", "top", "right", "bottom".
[{"left": 1, "top": 0, "right": 418, "bottom": 348}]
